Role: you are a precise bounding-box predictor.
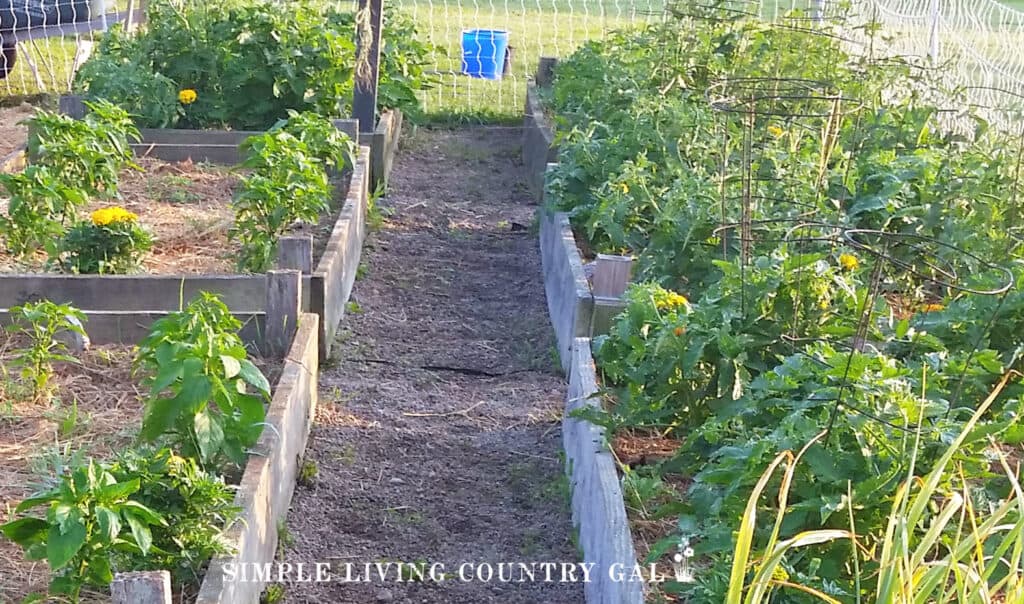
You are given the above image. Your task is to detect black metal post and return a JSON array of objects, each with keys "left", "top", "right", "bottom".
[{"left": 352, "top": 0, "right": 383, "bottom": 133}]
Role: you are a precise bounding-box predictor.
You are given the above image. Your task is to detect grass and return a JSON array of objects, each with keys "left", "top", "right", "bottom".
[{"left": 396, "top": 0, "right": 661, "bottom": 122}]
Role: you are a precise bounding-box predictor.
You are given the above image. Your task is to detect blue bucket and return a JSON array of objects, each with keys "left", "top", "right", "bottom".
[{"left": 461, "top": 29, "right": 510, "bottom": 80}]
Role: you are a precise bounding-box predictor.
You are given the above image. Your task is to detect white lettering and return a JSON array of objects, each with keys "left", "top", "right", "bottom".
[
  {"left": 458, "top": 563, "right": 474, "bottom": 582},
  {"left": 609, "top": 563, "right": 624, "bottom": 582},
  {"left": 429, "top": 563, "right": 446, "bottom": 582},
  {"left": 519, "top": 563, "right": 535, "bottom": 583},
  {"left": 316, "top": 562, "right": 332, "bottom": 582},
  {"left": 578, "top": 563, "right": 595, "bottom": 583},
  {"left": 476, "top": 563, "right": 494, "bottom": 582}
]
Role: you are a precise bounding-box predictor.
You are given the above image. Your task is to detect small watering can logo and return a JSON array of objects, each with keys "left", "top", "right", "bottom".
[{"left": 671, "top": 536, "right": 696, "bottom": 583}]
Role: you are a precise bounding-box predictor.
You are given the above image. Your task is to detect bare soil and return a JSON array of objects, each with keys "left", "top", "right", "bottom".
[
  {"left": 281, "top": 129, "right": 584, "bottom": 604},
  {"left": 0, "top": 103, "right": 33, "bottom": 160}
]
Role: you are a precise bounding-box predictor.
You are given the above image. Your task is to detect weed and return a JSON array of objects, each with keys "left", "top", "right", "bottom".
[
  {"left": 346, "top": 301, "right": 363, "bottom": 314},
  {"left": 261, "top": 584, "right": 286, "bottom": 604},
  {"left": 276, "top": 518, "right": 295, "bottom": 559},
  {"left": 298, "top": 459, "right": 318, "bottom": 487},
  {"left": 520, "top": 528, "right": 542, "bottom": 556},
  {"left": 366, "top": 186, "right": 392, "bottom": 231}
]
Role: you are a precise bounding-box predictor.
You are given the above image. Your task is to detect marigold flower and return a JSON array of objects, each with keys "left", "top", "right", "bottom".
[
  {"left": 178, "top": 89, "right": 198, "bottom": 105},
  {"left": 673, "top": 326, "right": 685, "bottom": 337},
  {"left": 838, "top": 253, "right": 859, "bottom": 271},
  {"left": 655, "top": 290, "right": 689, "bottom": 311},
  {"left": 921, "top": 303, "right": 945, "bottom": 312},
  {"left": 91, "top": 206, "right": 138, "bottom": 226},
  {"left": 767, "top": 125, "right": 784, "bottom": 138}
]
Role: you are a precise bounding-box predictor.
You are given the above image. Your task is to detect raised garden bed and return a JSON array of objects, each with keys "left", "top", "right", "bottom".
[
  {"left": 539, "top": 202, "right": 645, "bottom": 604},
  {"left": 363, "top": 108, "right": 403, "bottom": 192},
  {"left": 522, "top": 57, "right": 559, "bottom": 202},
  {"left": 0, "top": 125, "right": 371, "bottom": 360},
  {"left": 0, "top": 290, "right": 319, "bottom": 603},
  {"left": 195, "top": 312, "right": 319, "bottom": 604}
]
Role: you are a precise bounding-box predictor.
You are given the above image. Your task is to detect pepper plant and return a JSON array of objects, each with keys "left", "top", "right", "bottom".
[{"left": 134, "top": 293, "right": 271, "bottom": 472}]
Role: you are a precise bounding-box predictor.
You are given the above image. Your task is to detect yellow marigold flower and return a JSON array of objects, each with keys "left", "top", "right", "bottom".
[
  {"left": 921, "top": 303, "right": 945, "bottom": 312},
  {"left": 178, "top": 89, "right": 198, "bottom": 105},
  {"left": 767, "top": 125, "right": 784, "bottom": 138},
  {"left": 91, "top": 207, "right": 138, "bottom": 226},
  {"left": 838, "top": 253, "right": 859, "bottom": 271},
  {"left": 655, "top": 290, "right": 689, "bottom": 311}
]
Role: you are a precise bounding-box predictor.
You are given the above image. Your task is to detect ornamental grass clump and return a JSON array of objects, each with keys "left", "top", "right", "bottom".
[{"left": 58, "top": 207, "right": 153, "bottom": 274}]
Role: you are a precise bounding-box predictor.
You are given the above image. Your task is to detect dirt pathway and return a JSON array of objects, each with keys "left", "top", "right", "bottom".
[{"left": 281, "top": 129, "right": 583, "bottom": 604}]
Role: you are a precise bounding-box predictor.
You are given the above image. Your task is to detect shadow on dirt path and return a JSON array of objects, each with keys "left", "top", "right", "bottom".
[{"left": 281, "top": 128, "right": 584, "bottom": 604}]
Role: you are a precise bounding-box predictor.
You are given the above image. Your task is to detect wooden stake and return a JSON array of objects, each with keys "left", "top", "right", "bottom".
[
  {"left": 276, "top": 235, "right": 314, "bottom": 274},
  {"left": 265, "top": 270, "right": 302, "bottom": 358},
  {"left": 111, "top": 571, "right": 172, "bottom": 604},
  {"left": 591, "top": 254, "right": 633, "bottom": 299}
]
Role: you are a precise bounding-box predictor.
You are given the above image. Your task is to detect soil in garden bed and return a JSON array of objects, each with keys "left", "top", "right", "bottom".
[
  {"left": 0, "top": 334, "right": 283, "bottom": 603},
  {"left": 0, "top": 156, "right": 348, "bottom": 274},
  {"left": 0, "top": 342, "right": 143, "bottom": 602},
  {"left": 0, "top": 103, "right": 33, "bottom": 160},
  {"left": 280, "top": 129, "right": 583, "bottom": 604}
]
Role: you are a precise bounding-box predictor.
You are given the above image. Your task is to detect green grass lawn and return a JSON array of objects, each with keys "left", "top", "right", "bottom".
[{"left": 395, "top": 0, "right": 663, "bottom": 123}]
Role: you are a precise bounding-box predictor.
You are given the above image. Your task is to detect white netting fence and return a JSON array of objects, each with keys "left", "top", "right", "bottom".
[
  {"left": 0, "top": 0, "right": 141, "bottom": 97},
  {"left": 387, "top": 0, "right": 666, "bottom": 117},
  {"left": 842, "top": 0, "right": 1024, "bottom": 131},
  {"left": 3, "top": 0, "right": 1024, "bottom": 130}
]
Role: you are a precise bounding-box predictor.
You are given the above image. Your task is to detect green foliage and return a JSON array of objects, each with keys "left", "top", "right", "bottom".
[
  {"left": 0, "top": 459, "right": 165, "bottom": 601},
  {"left": 232, "top": 113, "right": 351, "bottom": 272},
  {"left": 5, "top": 301, "right": 87, "bottom": 400},
  {"left": 0, "top": 165, "right": 88, "bottom": 257},
  {"left": 270, "top": 110, "right": 357, "bottom": 172},
  {"left": 135, "top": 293, "right": 271, "bottom": 472},
  {"left": 109, "top": 447, "right": 238, "bottom": 588},
  {"left": 26, "top": 100, "right": 139, "bottom": 198},
  {"left": 0, "top": 101, "right": 139, "bottom": 259},
  {"left": 75, "top": 0, "right": 433, "bottom": 130},
  {"left": 547, "top": 10, "right": 1024, "bottom": 602},
  {"left": 59, "top": 209, "right": 153, "bottom": 274}
]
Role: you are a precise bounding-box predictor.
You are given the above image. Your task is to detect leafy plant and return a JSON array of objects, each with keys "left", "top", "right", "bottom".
[
  {"left": 6, "top": 301, "right": 87, "bottom": 400},
  {"left": 231, "top": 113, "right": 350, "bottom": 272},
  {"left": 269, "top": 110, "right": 356, "bottom": 172},
  {"left": 109, "top": 447, "right": 238, "bottom": 588},
  {"left": 134, "top": 293, "right": 271, "bottom": 472},
  {"left": 58, "top": 207, "right": 153, "bottom": 274},
  {"left": 0, "top": 165, "right": 90, "bottom": 257},
  {"left": 25, "top": 100, "right": 140, "bottom": 198},
  {"left": 0, "top": 459, "right": 165, "bottom": 601},
  {"left": 725, "top": 374, "right": 1023, "bottom": 604},
  {"left": 75, "top": 0, "right": 432, "bottom": 129}
]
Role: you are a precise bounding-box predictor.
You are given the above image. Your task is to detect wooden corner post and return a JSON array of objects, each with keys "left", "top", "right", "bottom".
[
  {"left": 265, "top": 269, "right": 302, "bottom": 358},
  {"left": 111, "top": 571, "right": 172, "bottom": 604},
  {"left": 352, "top": 0, "right": 383, "bottom": 133}
]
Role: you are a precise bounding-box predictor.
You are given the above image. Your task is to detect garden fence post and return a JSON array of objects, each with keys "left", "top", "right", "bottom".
[
  {"left": 277, "top": 235, "right": 314, "bottom": 274},
  {"left": 928, "top": 0, "right": 940, "bottom": 62},
  {"left": 266, "top": 269, "right": 302, "bottom": 358},
  {"left": 110, "top": 571, "right": 172, "bottom": 604},
  {"left": 352, "top": 0, "right": 383, "bottom": 133}
]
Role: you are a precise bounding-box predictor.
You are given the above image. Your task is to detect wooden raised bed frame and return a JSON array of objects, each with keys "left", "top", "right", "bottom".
[
  {"left": 0, "top": 120, "right": 371, "bottom": 361},
  {"left": 530, "top": 57, "right": 645, "bottom": 604}
]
